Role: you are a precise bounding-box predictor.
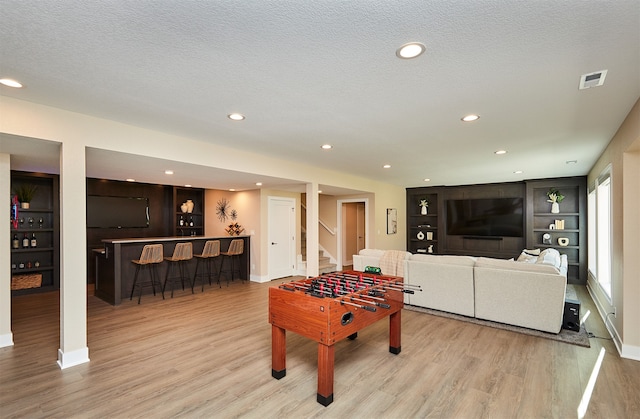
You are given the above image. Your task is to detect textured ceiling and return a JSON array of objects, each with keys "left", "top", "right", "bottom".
[{"left": 1, "top": 1, "right": 639, "bottom": 191}]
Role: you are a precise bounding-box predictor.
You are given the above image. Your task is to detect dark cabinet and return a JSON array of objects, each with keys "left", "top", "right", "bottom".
[{"left": 10, "top": 171, "right": 60, "bottom": 294}]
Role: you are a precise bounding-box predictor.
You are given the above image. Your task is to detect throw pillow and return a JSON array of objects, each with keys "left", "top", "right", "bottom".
[
  {"left": 537, "top": 248, "right": 561, "bottom": 269},
  {"left": 517, "top": 249, "right": 539, "bottom": 263}
]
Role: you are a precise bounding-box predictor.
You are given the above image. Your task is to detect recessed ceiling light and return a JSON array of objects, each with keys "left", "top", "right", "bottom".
[
  {"left": 318, "top": 190, "right": 322, "bottom": 194},
  {"left": 184, "top": 184, "right": 192, "bottom": 188},
  {"left": 321, "top": 144, "right": 333, "bottom": 150},
  {"left": 165, "top": 170, "right": 174, "bottom": 175},
  {"left": 424, "top": 178, "right": 431, "bottom": 182},
  {"left": 229, "top": 188, "right": 236, "bottom": 192},
  {"left": 228, "top": 113, "right": 245, "bottom": 121},
  {"left": 383, "top": 164, "right": 391, "bottom": 169},
  {"left": 514, "top": 170, "right": 523, "bottom": 174},
  {"left": 461, "top": 114, "right": 480, "bottom": 122},
  {"left": 255, "top": 182, "right": 262, "bottom": 186},
  {"left": 126, "top": 178, "right": 135, "bottom": 182},
  {"left": 494, "top": 150, "right": 507, "bottom": 155},
  {"left": 566, "top": 160, "right": 578, "bottom": 164},
  {"left": 0, "top": 78, "right": 23, "bottom": 88},
  {"left": 396, "top": 42, "right": 426, "bottom": 59}
]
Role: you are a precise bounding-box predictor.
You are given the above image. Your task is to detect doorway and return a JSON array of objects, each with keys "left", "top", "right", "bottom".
[
  {"left": 338, "top": 199, "right": 368, "bottom": 268},
  {"left": 267, "top": 197, "right": 296, "bottom": 280}
]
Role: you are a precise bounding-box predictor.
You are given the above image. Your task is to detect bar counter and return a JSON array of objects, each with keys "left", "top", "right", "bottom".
[{"left": 95, "top": 235, "right": 250, "bottom": 305}]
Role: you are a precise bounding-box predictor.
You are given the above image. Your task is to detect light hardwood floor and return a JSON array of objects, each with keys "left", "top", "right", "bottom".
[{"left": 2, "top": 280, "right": 639, "bottom": 418}]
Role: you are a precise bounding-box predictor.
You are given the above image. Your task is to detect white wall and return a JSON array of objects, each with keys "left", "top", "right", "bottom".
[{"left": 587, "top": 97, "right": 640, "bottom": 360}]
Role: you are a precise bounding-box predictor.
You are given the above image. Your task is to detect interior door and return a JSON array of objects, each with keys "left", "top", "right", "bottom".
[
  {"left": 268, "top": 197, "right": 295, "bottom": 280},
  {"left": 342, "top": 202, "right": 366, "bottom": 265},
  {"left": 356, "top": 202, "right": 365, "bottom": 253}
]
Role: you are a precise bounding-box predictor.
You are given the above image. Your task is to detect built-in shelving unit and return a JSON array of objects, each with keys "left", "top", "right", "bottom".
[
  {"left": 173, "top": 187, "right": 205, "bottom": 236},
  {"left": 10, "top": 171, "right": 60, "bottom": 294},
  {"left": 406, "top": 188, "right": 441, "bottom": 254},
  {"left": 406, "top": 176, "right": 587, "bottom": 285},
  {"left": 526, "top": 177, "right": 586, "bottom": 284}
]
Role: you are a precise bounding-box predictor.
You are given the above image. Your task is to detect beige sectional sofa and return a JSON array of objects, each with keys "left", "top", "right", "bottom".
[
  {"left": 403, "top": 254, "right": 476, "bottom": 317},
  {"left": 473, "top": 257, "right": 567, "bottom": 333},
  {"left": 353, "top": 249, "right": 568, "bottom": 334}
]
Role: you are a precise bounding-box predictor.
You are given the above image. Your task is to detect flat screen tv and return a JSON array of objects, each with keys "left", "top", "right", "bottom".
[
  {"left": 87, "top": 195, "right": 149, "bottom": 228},
  {"left": 446, "top": 198, "right": 523, "bottom": 237}
]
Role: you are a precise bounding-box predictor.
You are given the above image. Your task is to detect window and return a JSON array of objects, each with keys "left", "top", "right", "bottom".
[
  {"left": 588, "top": 190, "right": 596, "bottom": 276},
  {"left": 588, "top": 168, "right": 612, "bottom": 300}
]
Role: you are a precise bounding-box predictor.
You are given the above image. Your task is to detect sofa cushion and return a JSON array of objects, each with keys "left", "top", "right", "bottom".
[
  {"left": 409, "top": 254, "right": 476, "bottom": 267},
  {"left": 475, "top": 257, "right": 560, "bottom": 275}
]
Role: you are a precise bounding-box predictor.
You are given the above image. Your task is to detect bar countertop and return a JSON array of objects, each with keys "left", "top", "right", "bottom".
[
  {"left": 95, "top": 235, "right": 250, "bottom": 305},
  {"left": 101, "top": 234, "right": 250, "bottom": 244}
]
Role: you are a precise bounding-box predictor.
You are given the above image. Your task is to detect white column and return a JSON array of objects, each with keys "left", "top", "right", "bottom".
[
  {"left": 57, "top": 143, "right": 89, "bottom": 369},
  {"left": 0, "top": 153, "right": 14, "bottom": 347},
  {"left": 305, "top": 183, "right": 319, "bottom": 277}
]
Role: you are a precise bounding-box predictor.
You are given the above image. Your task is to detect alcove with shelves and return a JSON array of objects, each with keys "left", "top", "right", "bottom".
[
  {"left": 10, "top": 171, "right": 60, "bottom": 294},
  {"left": 406, "top": 188, "right": 441, "bottom": 255},
  {"left": 525, "top": 177, "right": 586, "bottom": 284},
  {"left": 173, "top": 187, "right": 205, "bottom": 236}
]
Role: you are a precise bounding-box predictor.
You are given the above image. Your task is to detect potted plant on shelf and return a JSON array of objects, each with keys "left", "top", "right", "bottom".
[
  {"left": 547, "top": 188, "right": 564, "bottom": 214},
  {"left": 13, "top": 184, "right": 38, "bottom": 209},
  {"left": 419, "top": 198, "right": 429, "bottom": 215}
]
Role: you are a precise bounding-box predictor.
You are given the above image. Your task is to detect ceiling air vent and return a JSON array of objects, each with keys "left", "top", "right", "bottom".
[{"left": 579, "top": 69, "right": 608, "bottom": 90}]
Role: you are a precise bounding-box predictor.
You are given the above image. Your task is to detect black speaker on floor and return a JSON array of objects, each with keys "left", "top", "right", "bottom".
[{"left": 563, "top": 298, "right": 581, "bottom": 332}]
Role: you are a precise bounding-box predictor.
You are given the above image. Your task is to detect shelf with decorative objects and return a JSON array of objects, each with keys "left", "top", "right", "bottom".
[
  {"left": 525, "top": 177, "right": 586, "bottom": 284},
  {"left": 10, "top": 171, "right": 60, "bottom": 294},
  {"left": 173, "top": 187, "right": 205, "bottom": 236},
  {"left": 406, "top": 188, "right": 441, "bottom": 255}
]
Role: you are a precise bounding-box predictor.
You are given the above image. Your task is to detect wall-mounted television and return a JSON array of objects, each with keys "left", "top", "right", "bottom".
[
  {"left": 446, "top": 197, "right": 523, "bottom": 237},
  {"left": 87, "top": 195, "right": 149, "bottom": 228}
]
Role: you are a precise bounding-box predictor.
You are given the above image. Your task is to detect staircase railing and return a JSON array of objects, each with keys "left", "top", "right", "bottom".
[{"left": 301, "top": 203, "right": 335, "bottom": 236}]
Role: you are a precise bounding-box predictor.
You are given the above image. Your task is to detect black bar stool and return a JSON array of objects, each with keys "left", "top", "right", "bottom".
[
  {"left": 130, "top": 244, "right": 164, "bottom": 304},
  {"left": 162, "top": 242, "right": 193, "bottom": 298},
  {"left": 219, "top": 239, "right": 244, "bottom": 285},
  {"left": 192, "top": 240, "right": 221, "bottom": 292}
]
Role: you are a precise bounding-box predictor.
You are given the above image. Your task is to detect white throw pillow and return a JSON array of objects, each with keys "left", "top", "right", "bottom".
[
  {"left": 537, "top": 248, "right": 561, "bottom": 269},
  {"left": 517, "top": 249, "right": 540, "bottom": 263}
]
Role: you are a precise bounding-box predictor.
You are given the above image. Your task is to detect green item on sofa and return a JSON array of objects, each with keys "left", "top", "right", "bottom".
[{"left": 364, "top": 266, "right": 381, "bottom": 274}]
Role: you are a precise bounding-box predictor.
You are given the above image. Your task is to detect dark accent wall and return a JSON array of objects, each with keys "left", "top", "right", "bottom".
[
  {"left": 86, "top": 178, "right": 173, "bottom": 282},
  {"left": 441, "top": 181, "right": 526, "bottom": 259}
]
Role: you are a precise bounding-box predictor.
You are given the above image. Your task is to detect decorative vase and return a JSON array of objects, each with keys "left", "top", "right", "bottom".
[
  {"left": 20, "top": 202, "right": 30, "bottom": 209},
  {"left": 551, "top": 202, "right": 560, "bottom": 214},
  {"left": 186, "top": 200, "right": 194, "bottom": 213},
  {"left": 421, "top": 205, "right": 428, "bottom": 215},
  {"left": 180, "top": 202, "right": 188, "bottom": 213}
]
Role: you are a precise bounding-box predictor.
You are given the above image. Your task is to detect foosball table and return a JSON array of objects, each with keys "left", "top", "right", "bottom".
[{"left": 269, "top": 270, "right": 419, "bottom": 406}]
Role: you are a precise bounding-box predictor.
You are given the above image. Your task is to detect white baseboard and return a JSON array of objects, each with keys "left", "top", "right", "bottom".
[
  {"left": 621, "top": 343, "right": 640, "bottom": 361},
  {"left": 57, "top": 347, "right": 90, "bottom": 369},
  {"left": 586, "top": 282, "right": 625, "bottom": 357},
  {"left": 250, "top": 274, "right": 270, "bottom": 283},
  {"left": 0, "top": 332, "right": 14, "bottom": 348}
]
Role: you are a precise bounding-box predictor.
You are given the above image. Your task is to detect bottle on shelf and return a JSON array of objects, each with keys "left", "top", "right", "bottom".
[
  {"left": 179, "top": 215, "right": 184, "bottom": 226},
  {"left": 30, "top": 233, "right": 37, "bottom": 248},
  {"left": 12, "top": 234, "right": 20, "bottom": 249},
  {"left": 189, "top": 216, "right": 194, "bottom": 227},
  {"left": 22, "top": 233, "right": 30, "bottom": 248}
]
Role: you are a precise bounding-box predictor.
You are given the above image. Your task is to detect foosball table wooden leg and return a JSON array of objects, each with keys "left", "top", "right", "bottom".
[
  {"left": 317, "top": 343, "right": 335, "bottom": 406},
  {"left": 389, "top": 310, "right": 401, "bottom": 354},
  {"left": 272, "top": 325, "right": 286, "bottom": 379}
]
